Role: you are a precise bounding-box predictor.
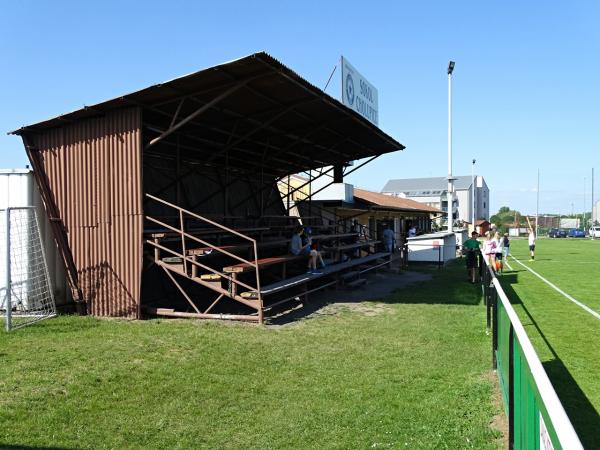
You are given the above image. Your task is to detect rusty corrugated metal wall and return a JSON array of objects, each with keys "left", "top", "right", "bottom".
[{"left": 29, "top": 107, "right": 143, "bottom": 318}]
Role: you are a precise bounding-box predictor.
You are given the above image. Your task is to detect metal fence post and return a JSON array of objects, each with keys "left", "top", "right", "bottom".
[
  {"left": 492, "top": 288, "right": 498, "bottom": 369},
  {"left": 5, "top": 208, "right": 11, "bottom": 332},
  {"left": 508, "top": 324, "right": 515, "bottom": 450},
  {"left": 486, "top": 279, "right": 492, "bottom": 329}
]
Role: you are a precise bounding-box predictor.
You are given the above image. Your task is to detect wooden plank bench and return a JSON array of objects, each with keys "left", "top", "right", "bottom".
[
  {"left": 240, "top": 252, "right": 391, "bottom": 299},
  {"left": 221, "top": 253, "right": 309, "bottom": 297},
  {"left": 145, "top": 226, "right": 270, "bottom": 240},
  {"left": 185, "top": 233, "right": 359, "bottom": 258},
  {"left": 331, "top": 240, "right": 380, "bottom": 251},
  {"left": 223, "top": 254, "right": 305, "bottom": 274}
]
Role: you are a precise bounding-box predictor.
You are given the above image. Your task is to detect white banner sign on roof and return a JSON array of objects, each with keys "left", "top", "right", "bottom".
[{"left": 341, "top": 56, "right": 379, "bottom": 126}]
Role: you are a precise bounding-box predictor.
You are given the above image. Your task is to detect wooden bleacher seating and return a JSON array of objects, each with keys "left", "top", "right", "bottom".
[
  {"left": 239, "top": 252, "right": 390, "bottom": 299},
  {"left": 223, "top": 254, "right": 305, "bottom": 274},
  {"left": 185, "top": 232, "right": 359, "bottom": 259}
]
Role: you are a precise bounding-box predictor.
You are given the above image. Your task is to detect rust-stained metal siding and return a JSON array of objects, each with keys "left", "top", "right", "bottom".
[{"left": 28, "top": 107, "right": 143, "bottom": 318}]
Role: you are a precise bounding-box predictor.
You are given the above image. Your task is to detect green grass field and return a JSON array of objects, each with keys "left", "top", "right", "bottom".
[
  {"left": 0, "top": 262, "right": 502, "bottom": 449},
  {"left": 499, "top": 237, "right": 600, "bottom": 448}
]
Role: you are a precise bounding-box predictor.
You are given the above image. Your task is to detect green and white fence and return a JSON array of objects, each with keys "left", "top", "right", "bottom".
[{"left": 481, "top": 257, "right": 583, "bottom": 450}]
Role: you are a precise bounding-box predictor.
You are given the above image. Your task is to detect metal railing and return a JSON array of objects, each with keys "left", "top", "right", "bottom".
[
  {"left": 480, "top": 253, "right": 582, "bottom": 449},
  {"left": 144, "top": 194, "right": 263, "bottom": 321}
]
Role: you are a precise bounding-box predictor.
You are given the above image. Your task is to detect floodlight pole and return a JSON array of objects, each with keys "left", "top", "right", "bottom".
[
  {"left": 447, "top": 61, "right": 455, "bottom": 233},
  {"left": 471, "top": 159, "right": 476, "bottom": 229},
  {"left": 592, "top": 168, "right": 595, "bottom": 239},
  {"left": 536, "top": 169, "right": 539, "bottom": 238},
  {"left": 583, "top": 177, "right": 586, "bottom": 231}
]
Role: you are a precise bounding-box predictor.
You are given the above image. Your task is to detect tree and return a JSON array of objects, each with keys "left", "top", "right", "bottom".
[{"left": 490, "top": 206, "right": 523, "bottom": 234}]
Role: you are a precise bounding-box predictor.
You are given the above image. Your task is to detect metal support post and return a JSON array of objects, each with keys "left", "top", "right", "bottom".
[
  {"left": 447, "top": 62, "right": 454, "bottom": 233},
  {"left": 492, "top": 288, "right": 498, "bottom": 370},
  {"left": 486, "top": 281, "right": 492, "bottom": 329},
  {"left": 508, "top": 325, "right": 515, "bottom": 450},
  {"left": 5, "top": 209, "right": 11, "bottom": 331}
]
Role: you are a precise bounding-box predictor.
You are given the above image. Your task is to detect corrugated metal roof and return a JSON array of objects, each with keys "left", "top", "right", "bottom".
[
  {"left": 11, "top": 52, "right": 404, "bottom": 179},
  {"left": 353, "top": 188, "right": 440, "bottom": 213},
  {"left": 381, "top": 176, "right": 478, "bottom": 194}
]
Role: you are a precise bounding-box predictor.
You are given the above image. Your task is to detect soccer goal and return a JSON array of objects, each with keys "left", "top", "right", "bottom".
[{"left": 1, "top": 207, "right": 56, "bottom": 331}]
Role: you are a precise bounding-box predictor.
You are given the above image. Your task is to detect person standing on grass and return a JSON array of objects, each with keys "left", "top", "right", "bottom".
[
  {"left": 462, "top": 231, "right": 481, "bottom": 283},
  {"left": 382, "top": 225, "right": 395, "bottom": 253},
  {"left": 483, "top": 231, "right": 498, "bottom": 272},
  {"left": 528, "top": 227, "right": 536, "bottom": 261},
  {"left": 494, "top": 232, "right": 504, "bottom": 274},
  {"left": 502, "top": 233, "right": 510, "bottom": 260}
]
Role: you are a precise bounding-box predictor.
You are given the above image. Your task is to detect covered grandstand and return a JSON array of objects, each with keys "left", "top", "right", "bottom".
[{"left": 11, "top": 52, "right": 405, "bottom": 323}]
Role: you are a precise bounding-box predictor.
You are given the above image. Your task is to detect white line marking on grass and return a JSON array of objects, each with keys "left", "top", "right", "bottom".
[
  {"left": 533, "top": 261, "right": 597, "bottom": 264},
  {"left": 510, "top": 256, "right": 600, "bottom": 321},
  {"left": 504, "top": 259, "right": 514, "bottom": 271}
]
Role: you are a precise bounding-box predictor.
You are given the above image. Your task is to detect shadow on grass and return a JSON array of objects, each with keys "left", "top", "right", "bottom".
[
  {"left": 269, "top": 260, "right": 484, "bottom": 325},
  {"left": 543, "top": 359, "right": 600, "bottom": 449},
  {"left": 498, "top": 270, "right": 600, "bottom": 449}
]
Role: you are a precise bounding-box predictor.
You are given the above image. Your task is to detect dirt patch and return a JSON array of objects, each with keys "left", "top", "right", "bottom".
[
  {"left": 483, "top": 370, "right": 509, "bottom": 449},
  {"left": 268, "top": 270, "right": 432, "bottom": 326},
  {"left": 320, "top": 301, "right": 390, "bottom": 317}
]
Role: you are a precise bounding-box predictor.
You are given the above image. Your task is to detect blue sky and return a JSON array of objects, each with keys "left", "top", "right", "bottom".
[{"left": 1, "top": 1, "right": 599, "bottom": 215}]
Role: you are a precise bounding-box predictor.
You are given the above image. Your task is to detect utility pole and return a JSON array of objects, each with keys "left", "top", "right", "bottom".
[
  {"left": 584, "top": 177, "right": 586, "bottom": 230},
  {"left": 447, "top": 61, "right": 455, "bottom": 233},
  {"left": 536, "top": 169, "right": 540, "bottom": 238},
  {"left": 471, "top": 159, "right": 476, "bottom": 228},
  {"left": 592, "top": 168, "right": 595, "bottom": 239}
]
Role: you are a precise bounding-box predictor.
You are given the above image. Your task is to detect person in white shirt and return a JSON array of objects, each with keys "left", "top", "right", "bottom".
[
  {"left": 483, "top": 231, "right": 498, "bottom": 272},
  {"left": 408, "top": 226, "right": 417, "bottom": 237},
  {"left": 528, "top": 228, "right": 536, "bottom": 261},
  {"left": 494, "top": 232, "right": 504, "bottom": 273}
]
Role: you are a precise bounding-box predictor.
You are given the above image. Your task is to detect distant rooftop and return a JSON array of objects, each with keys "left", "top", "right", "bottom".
[
  {"left": 353, "top": 188, "right": 440, "bottom": 213},
  {"left": 382, "top": 176, "right": 480, "bottom": 194}
]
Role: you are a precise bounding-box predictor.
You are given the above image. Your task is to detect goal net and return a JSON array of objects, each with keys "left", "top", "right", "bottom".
[{"left": 1, "top": 207, "right": 56, "bottom": 331}]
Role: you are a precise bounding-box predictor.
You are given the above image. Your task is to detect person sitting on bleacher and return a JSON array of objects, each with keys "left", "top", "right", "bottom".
[{"left": 290, "top": 225, "right": 325, "bottom": 274}]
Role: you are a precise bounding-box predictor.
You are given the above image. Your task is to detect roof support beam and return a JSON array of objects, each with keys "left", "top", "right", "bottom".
[
  {"left": 146, "top": 81, "right": 246, "bottom": 149},
  {"left": 144, "top": 124, "right": 306, "bottom": 174},
  {"left": 169, "top": 98, "right": 185, "bottom": 129},
  {"left": 202, "top": 99, "right": 315, "bottom": 165},
  {"left": 188, "top": 92, "right": 354, "bottom": 161},
  {"left": 277, "top": 154, "right": 382, "bottom": 213}
]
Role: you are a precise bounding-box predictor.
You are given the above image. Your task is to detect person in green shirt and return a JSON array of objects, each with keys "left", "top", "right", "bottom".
[{"left": 463, "top": 231, "right": 481, "bottom": 283}]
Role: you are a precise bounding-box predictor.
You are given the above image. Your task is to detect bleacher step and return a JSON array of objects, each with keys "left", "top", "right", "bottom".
[
  {"left": 345, "top": 278, "right": 367, "bottom": 288},
  {"left": 162, "top": 256, "right": 183, "bottom": 264}
]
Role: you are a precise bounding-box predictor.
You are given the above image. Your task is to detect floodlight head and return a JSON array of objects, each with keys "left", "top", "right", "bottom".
[
  {"left": 472, "top": 159, "right": 476, "bottom": 164},
  {"left": 448, "top": 61, "right": 455, "bottom": 74}
]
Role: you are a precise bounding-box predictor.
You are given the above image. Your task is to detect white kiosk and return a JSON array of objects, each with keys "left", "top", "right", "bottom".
[{"left": 407, "top": 232, "right": 457, "bottom": 265}]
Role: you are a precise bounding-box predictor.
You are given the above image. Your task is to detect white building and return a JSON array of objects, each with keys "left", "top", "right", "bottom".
[
  {"left": 381, "top": 175, "right": 489, "bottom": 224},
  {"left": 592, "top": 200, "right": 600, "bottom": 225},
  {"left": 0, "top": 169, "right": 68, "bottom": 306}
]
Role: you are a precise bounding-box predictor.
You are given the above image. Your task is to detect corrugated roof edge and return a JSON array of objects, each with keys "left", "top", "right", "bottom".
[
  {"left": 0, "top": 168, "right": 32, "bottom": 174},
  {"left": 8, "top": 51, "right": 405, "bottom": 152}
]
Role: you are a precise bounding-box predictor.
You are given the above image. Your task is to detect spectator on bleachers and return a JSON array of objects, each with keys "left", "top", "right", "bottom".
[{"left": 290, "top": 226, "right": 325, "bottom": 274}]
